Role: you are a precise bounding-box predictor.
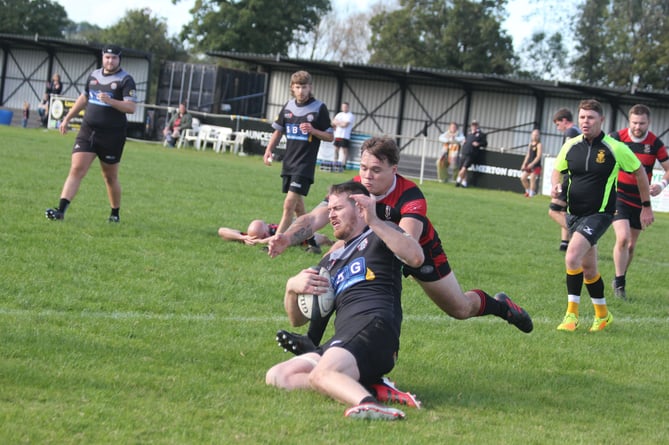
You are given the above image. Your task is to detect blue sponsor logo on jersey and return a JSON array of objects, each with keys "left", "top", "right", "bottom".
[
  {"left": 285, "top": 123, "right": 309, "bottom": 141},
  {"left": 333, "top": 257, "right": 367, "bottom": 295}
]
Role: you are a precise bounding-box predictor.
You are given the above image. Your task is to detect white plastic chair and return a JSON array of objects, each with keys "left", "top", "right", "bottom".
[
  {"left": 230, "top": 131, "right": 247, "bottom": 154},
  {"left": 213, "top": 127, "right": 234, "bottom": 153},
  {"left": 177, "top": 118, "right": 200, "bottom": 149},
  {"left": 195, "top": 125, "right": 217, "bottom": 150}
]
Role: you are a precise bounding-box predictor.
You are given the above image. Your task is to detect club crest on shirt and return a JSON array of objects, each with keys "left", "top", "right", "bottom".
[
  {"left": 110, "top": 82, "right": 118, "bottom": 90},
  {"left": 357, "top": 238, "right": 368, "bottom": 251},
  {"left": 284, "top": 112, "right": 293, "bottom": 119},
  {"left": 644, "top": 144, "right": 651, "bottom": 154},
  {"left": 596, "top": 149, "right": 606, "bottom": 164},
  {"left": 307, "top": 114, "right": 314, "bottom": 122}
]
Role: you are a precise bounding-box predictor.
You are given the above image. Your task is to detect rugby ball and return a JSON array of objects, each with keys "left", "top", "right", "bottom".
[{"left": 297, "top": 267, "right": 335, "bottom": 320}]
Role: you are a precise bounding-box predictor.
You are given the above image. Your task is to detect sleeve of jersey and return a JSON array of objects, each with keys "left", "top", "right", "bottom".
[
  {"left": 122, "top": 75, "right": 137, "bottom": 102},
  {"left": 657, "top": 140, "right": 669, "bottom": 163},
  {"left": 399, "top": 189, "right": 428, "bottom": 222},
  {"left": 613, "top": 139, "right": 641, "bottom": 173},
  {"left": 272, "top": 105, "right": 286, "bottom": 132},
  {"left": 554, "top": 143, "right": 569, "bottom": 172},
  {"left": 316, "top": 103, "right": 333, "bottom": 133}
]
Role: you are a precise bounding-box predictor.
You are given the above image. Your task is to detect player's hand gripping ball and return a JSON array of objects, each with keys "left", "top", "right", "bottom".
[{"left": 297, "top": 267, "right": 335, "bottom": 321}]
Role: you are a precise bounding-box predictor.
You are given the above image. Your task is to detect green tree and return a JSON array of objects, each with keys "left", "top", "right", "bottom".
[
  {"left": 0, "top": 0, "right": 68, "bottom": 37},
  {"left": 63, "top": 22, "right": 105, "bottom": 41},
  {"left": 571, "top": 0, "right": 669, "bottom": 90},
  {"left": 98, "top": 9, "right": 186, "bottom": 101},
  {"left": 182, "top": 0, "right": 331, "bottom": 55},
  {"left": 289, "top": 8, "right": 376, "bottom": 62},
  {"left": 516, "top": 31, "right": 568, "bottom": 80},
  {"left": 368, "top": 0, "right": 515, "bottom": 74}
]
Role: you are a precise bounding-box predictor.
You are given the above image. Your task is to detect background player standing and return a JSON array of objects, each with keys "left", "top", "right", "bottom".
[
  {"left": 45, "top": 45, "right": 137, "bottom": 222},
  {"left": 263, "top": 71, "right": 333, "bottom": 248}
]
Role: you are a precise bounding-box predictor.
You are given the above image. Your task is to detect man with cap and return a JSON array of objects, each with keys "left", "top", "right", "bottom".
[
  {"left": 45, "top": 44, "right": 137, "bottom": 222},
  {"left": 456, "top": 120, "right": 487, "bottom": 188}
]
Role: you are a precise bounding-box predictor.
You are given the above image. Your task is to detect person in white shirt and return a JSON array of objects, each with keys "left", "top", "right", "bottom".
[{"left": 332, "top": 102, "right": 355, "bottom": 171}]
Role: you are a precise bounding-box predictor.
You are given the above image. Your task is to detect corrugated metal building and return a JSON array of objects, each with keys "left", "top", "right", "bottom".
[
  {"left": 0, "top": 34, "right": 151, "bottom": 135},
  {"left": 210, "top": 52, "right": 669, "bottom": 161}
]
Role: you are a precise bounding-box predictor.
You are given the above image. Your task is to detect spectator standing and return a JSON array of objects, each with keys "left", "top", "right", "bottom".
[
  {"left": 45, "top": 45, "right": 137, "bottom": 223},
  {"left": 552, "top": 99, "right": 653, "bottom": 333},
  {"left": 46, "top": 73, "right": 63, "bottom": 99},
  {"left": 519, "top": 129, "right": 542, "bottom": 197},
  {"left": 436, "top": 121, "right": 465, "bottom": 183},
  {"left": 610, "top": 104, "right": 669, "bottom": 300},
  {"left": 551, "top": 108, "right": 581, "bottom": 251},
  {"left": 456, "top": 120, "right": 487, "bottom": 188},
  {"left": 37, "top": 93, "right": 49, "bottom": 127},
  {"left": 331, "top": 102, "right": 355, "bottom": 171},
  {"left": 263, "top": 71, "right": 333, "bottom": 249},
  {"left": 22, "top": 101, "right": 30, "bottom": 128}
]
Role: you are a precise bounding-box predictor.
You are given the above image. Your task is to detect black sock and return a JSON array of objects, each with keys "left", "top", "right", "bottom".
[
  {"left": 307, "top": 236, "right": 318, "bottom": 247},
  {"left": 58, "top": 198, "right": 70, "bottom": 213},
  {"left": 359, "top": 395, "right": 377, "bottom": 405},
  {"left": 614, "top": 275, "right": 626, "bottom": 289},
  {"left": 473, "top": 289, "right": 506, "bottom": 318},
  {"left": 111, "top": 208, "right": 120, "bottom": 217}
]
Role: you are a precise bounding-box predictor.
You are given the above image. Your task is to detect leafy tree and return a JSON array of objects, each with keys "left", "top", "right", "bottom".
[
  {"left": 63, "top": 22, "right": 105, "bottom": 42},
  {"left": 571, "top": 0, "right": 669, "bottom": 90},
  {"left": 182, "top": 0, "right": 331, "bottom": 55},
  {"left": 289, "top": 8, "right": 376, "bottom": 62},
  {"left": 98, "top": 9, "right": 187, "bottom": 101},
  {"left": 368, "top": 0, "right": 516, "bottom": 74},
  {"left": 516, "top": 31, "right": 568, "bottom": 80},
  {"left": 0, "top": 0, "right": 68, "bottom": 37}
]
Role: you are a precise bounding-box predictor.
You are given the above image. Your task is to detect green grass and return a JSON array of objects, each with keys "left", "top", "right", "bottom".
[{"left": 1, "top": 126, "right": 668, "bottom": 444}]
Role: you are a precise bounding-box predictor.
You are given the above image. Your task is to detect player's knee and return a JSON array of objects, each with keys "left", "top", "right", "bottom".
[
  {"left": 265, "top": 367, "right": 279, "bottom": 387},
  {"left": 308, "top": 367, "right": 327, "bottom": 392}
]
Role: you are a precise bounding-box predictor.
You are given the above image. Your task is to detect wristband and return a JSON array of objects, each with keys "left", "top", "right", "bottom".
[{"left": 641, "top": 201, "right": 651, "bottom": 208}]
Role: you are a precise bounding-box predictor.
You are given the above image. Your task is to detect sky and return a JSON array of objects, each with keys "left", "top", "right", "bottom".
[{"left": 55, "top": 0, "right": 537, "bottom": 50}]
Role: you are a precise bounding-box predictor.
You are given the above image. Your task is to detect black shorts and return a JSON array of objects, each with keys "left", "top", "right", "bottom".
[
  {"left": 73, "top": 122, "right": 126, "bottom": 164},
  {"left": 281, "top": 175, "right": 312, "bottom": 196},
  {"left": 458, "top": 154, "right": 475, "bottom": 170},
  {"left": 318, "top": 315, "right": 398, "bottom": 385},
  {"left": 566, "top": 213, "right": 613, "bottom": 246},
  {"left": 613, "top": 200, "right": 642, "bottom": 230},
  {"left": 402, "top": 247, "right": 452, "bottom": 282},
  {"left": 333, "top": 138, "right": 351, "bottom": 149}
]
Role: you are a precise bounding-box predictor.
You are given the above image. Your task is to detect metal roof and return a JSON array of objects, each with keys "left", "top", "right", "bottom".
[
  {"left": 208, "top": 51, "right": 669, "bottom": 106},
  {"left": 0, "top": 33, "right": 152, "bottom": 60}
]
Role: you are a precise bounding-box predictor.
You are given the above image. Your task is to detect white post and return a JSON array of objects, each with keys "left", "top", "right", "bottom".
[{"left": 419, "top": 135, "right": 427, "bottom": 185}]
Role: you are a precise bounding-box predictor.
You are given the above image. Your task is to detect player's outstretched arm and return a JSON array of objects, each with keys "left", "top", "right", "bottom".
[{"left": 268, "top": 204, "right": 329, "bottom": 258}]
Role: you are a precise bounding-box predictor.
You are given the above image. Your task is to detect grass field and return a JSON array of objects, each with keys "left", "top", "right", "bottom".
[{"left": 1, "top": 126, "right": 668, "bottom": 444}]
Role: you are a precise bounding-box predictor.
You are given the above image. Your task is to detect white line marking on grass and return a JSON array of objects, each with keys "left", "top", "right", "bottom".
[{"left": 0, "top": 308, "right": 667, "bottom": 324}]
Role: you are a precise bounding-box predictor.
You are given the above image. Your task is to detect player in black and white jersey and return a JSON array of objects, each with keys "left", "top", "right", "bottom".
[
  {"left": 45, "top": 44, "right": 137, "bottom": 223},
  {"left": 266, "top": 181, "right": 424, "bottom": 420},
  {"left": 263, "top": 71, "right": 333, "bottom": 251}
]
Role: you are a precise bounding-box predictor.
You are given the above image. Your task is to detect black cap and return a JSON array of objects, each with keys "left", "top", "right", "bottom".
[{"left": 102, "top": 45, "right": 122, "bottom": 56}]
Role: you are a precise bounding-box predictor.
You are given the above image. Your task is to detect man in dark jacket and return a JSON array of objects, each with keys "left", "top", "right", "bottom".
[{"left": 456, "top": 120, "right": 487, "bottom": 188}]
